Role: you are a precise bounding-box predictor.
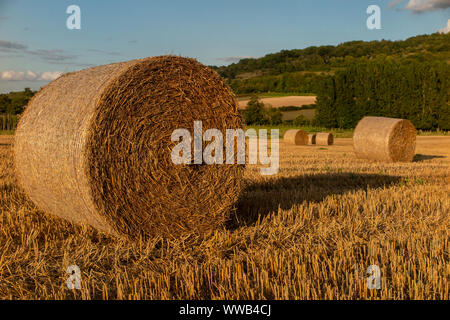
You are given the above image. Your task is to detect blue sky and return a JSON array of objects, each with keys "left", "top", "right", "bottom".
[{"left": 0, "top": 0, "right": 449, "bottom": 93}]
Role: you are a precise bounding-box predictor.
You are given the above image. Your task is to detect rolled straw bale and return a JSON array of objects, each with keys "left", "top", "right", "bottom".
[
  {"left": 316, "top": 132, "right": 334, "bottom": 145},
  {"left": 353, "top": 116, "right": 416, "bottom": 162},
  {"left": 14, "top": 56, "right": 244, "bottom": 239},
  {"left": 284, "top": 129, "right": 308, "bottom": 145},
  {"left": 307, "top": 133, "right": 316, "bottom": 145}
]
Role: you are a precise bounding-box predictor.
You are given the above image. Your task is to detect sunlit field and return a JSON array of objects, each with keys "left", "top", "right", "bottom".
[{"left": 0, "top": 135, "right": 448, "bottom": 299}]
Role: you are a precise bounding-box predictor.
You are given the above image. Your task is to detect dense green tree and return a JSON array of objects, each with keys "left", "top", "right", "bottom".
[
  {"left": 315, "top": 77, "right": 337, "bottom": 128},
  {"left": 264, "top": 106, "right": 283, "bottom": 125},
  {"left": 242, "top": 97, "right": 285, "bottom": 125},
  {"left": 0, "top": 88, "right": 36, "bottom": 115},
  {"left": 315, "top": 59, "right": 449, "bottom": 130},
  {"left": 293, "top": 114, "right": 310, "bottom": 126},
  {"left": 215, "top": 33, "right": 450, "bottom": 83},
  {"left": 243, "top": 96, "right": 266, "bottom": 125},
  {"left": 0, "top": 95, "right": 12, "bottom": 114}
]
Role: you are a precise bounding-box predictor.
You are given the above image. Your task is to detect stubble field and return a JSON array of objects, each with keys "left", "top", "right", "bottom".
[
  {"left": 0, "top": 134, "right": 448, "bottom": 299},
  {"left": 237, "top": 96, "right": 316, "bottom": 109}
]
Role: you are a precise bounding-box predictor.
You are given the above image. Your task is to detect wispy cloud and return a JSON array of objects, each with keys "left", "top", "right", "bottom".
[
  {"left": 0, "top": 39, "right": 120, "bottom": 68},
  {"left": 27, "top": 49, "right": 78, "bottom": 62},
  {"left": 438, "top": 19, "right": 450, "bottom": 33},
  {"left": 217, "top": 56, "right": 256, "bottom": 64},
  {"left": 388, "top": 0, "right": 406, "bottom": 9},
  {"left": 0, "top": 39, "right": 84, "bottom": 66},
  {"left": 389, "top": 0, "right": 450, "bottom": 13},
  {"left": 0, "top": 40, "right": 27, "bottom": 50},
  {"left": 0, "top": 70, "right": 63, "bottom": 81}
]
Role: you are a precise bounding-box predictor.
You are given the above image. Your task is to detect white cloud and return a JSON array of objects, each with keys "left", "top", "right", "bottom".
[
  {"left": 389, "top": 0, "right": 450, "bottom": 13},
  {"left": 0, "top": 70, "right": 63, "bottom": 81},
  {"left": 0, "top": 39, "right": 81, "bottom": 65},
  {"left": 38, "top": 71, "right": 63, "bottom": 81},
  {"left": 0, "top": 70, "right": 24, "bottom": 81},
  {"left": 25, "top": 70, "right": 38, "bottom": 81},
  {"left": 438, "top": 19, "right": 450, "bottom": 33}
]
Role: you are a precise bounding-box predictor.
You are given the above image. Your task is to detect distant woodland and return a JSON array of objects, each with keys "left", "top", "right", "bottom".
[
  {"left": 0, "top": 89, "right": 36, "bottom": 130},
  {"left": 214, "top": 33, "right": 450, "bottom": 130},
  {"left": 0, "top": 88, "right": 36, "bottom": 115},
  {"left": 1, "top": 33, "right": 448, "bottom": 130}
]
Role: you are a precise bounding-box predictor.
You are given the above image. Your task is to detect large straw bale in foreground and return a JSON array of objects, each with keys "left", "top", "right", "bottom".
[
  {"left": 353, "top": 116, "right": 416, "bottom": 162},
  {"left": 14, "top": 56, "right": 244, "bottom": 239},
  {"left": 284, "top": 129, "right": 308, "bottom": 145},
  {"left": 316, "top": 132, "right": 334, "bottom": 145}
]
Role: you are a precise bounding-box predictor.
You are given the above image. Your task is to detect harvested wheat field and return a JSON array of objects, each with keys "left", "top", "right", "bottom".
[
  {"left": 0, "top": 135, "right": 448, "bottom": 299},
  {"left": 238, "top": 96, "right": 316, "bottom": 109}
]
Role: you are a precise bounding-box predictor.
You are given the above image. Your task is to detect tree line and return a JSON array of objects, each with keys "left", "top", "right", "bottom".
[
  {"left": 315, "top": 59, "right": 449, "bottom": 130},
  {"left": 213, "top": 33, "right": 449, "bottom": 80},
  {"left": 0, "top": 88, "right": 36, "bottom": 115},
  {"left": 0, "top": 88, "right": 36, "bottom": 131},
  {"left": 230, "top": 72, "right": 326, "bottom": 95},
  {"left": 216, "top": 33, "right": 449, "bottom": 130}
]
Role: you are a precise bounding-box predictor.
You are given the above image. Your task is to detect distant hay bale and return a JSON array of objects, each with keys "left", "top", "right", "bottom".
[
  {"left": 307, "top": 133, "right": 316, "bottom": 145},
  {"left": 316, "top": 132, "right": 334, "bottom": 145},
  {"left": 353, "top": 116, "right": 416, "bottom": 162},
  {"left": 284, "top": 129, "right": 308, "bottom": 145},
  {"left": 14, "top": 56, "right": 244, "bottom": 239}
]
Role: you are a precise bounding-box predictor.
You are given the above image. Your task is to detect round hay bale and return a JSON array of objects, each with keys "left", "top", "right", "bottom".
[
  {"left": 316, "top": 132, "right": 334, "bottom": 145},
  {"left": 307, "top": 133, "right": 316, "bottom": 145},
  {"left": 284, "top": 129, "right": 308, "bottom": 145},
  {"left": 14, "top": 56, "right": 244, "bottom": 239},
  {"left": 353, "top": 116, "right": 416, "bottom": 162}
]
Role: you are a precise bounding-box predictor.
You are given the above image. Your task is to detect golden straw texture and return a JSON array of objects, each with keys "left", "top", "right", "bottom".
[
  {"left": 353, "top": 116, "right": 416, "bottom": 162},
  {"left": 307, "top": 133, "right": 316, "bottom": 145},
  {"left": 14, "top": 56, "right": 244, "bottom": 239},
  {"left": 283, "top": 129, "right": 308, "bottom": 145},
  {"left": 316, "top": 132, "right": 334, "bottom": 146}
]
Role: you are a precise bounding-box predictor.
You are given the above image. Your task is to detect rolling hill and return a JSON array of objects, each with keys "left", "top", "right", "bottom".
[{"left": 212, "top": 33, "right": 450, "bottom": 95}]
